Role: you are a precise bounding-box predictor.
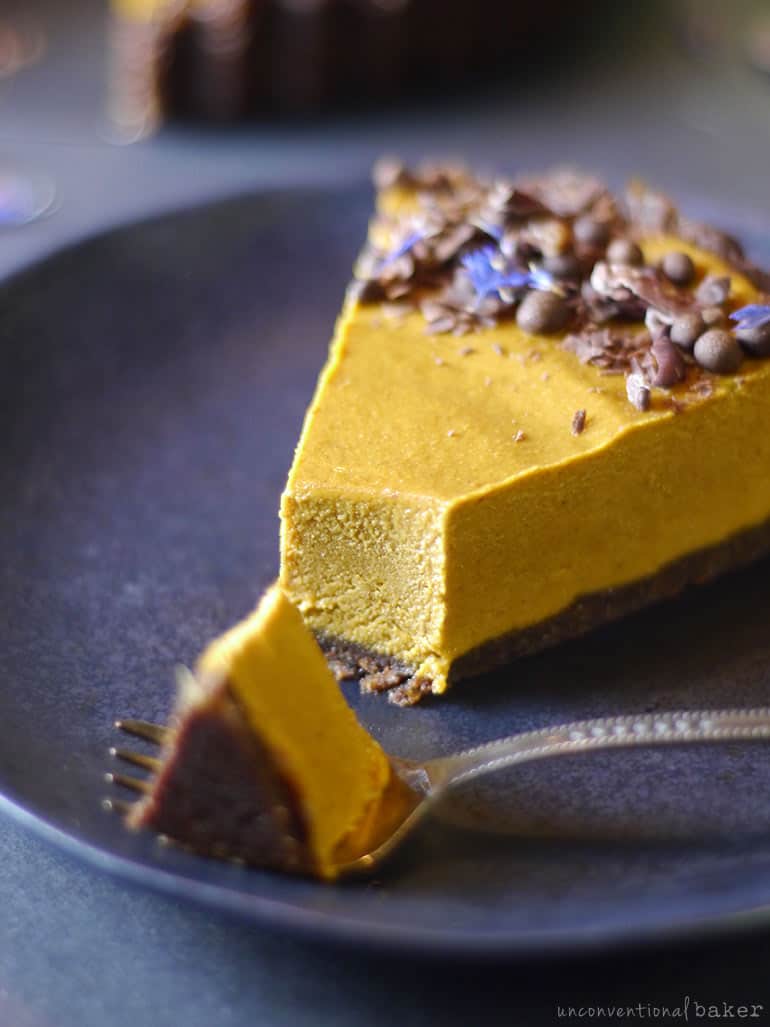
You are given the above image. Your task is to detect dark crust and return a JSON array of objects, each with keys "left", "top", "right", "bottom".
[
  {"left": 127, "top": 683, "right": 316, "bottom": 874},
  {"left": 319, "top": 638, "right": 432, "bottom": 707},
  {"left": 112, "top": 1, "right": 575, "bottom": 124},
  {"left": 319, "top": 515, "right": 770, "bottom": 704}
]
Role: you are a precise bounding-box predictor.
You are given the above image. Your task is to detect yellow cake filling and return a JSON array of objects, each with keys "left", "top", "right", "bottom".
[
  {"left": 112, "top": 0, "right": 173, "bottom": 20},
  {"left": 197, "top": 583, "right": 391, "bottom": 876},
  {"left": 112, "top": 0, "right": 217, "bottom": 20},
  {"left": 280, "top": 231, "right": 770, "bottom": 693}
]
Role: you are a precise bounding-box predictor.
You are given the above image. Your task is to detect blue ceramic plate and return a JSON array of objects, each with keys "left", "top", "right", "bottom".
[{"left": 3, "top": 186, "right": 770, "bottom": 957}]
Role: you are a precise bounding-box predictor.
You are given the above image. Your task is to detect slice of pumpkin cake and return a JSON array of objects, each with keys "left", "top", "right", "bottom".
[{"left": 280, "top": 162, "right": 770, "bottom": 703}]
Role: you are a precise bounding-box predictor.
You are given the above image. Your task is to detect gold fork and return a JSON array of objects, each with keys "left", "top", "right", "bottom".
[{"left": 107, "top": 707, "right": 770, "bottom": 877}]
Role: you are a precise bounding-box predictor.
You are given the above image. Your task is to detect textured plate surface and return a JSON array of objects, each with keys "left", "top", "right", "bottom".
[{"left": 3, "top": 186, "right": 770, "bottom": 957}]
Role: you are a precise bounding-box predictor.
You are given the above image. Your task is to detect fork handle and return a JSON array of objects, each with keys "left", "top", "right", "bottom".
[{"left": 422, "top": 709, "right": 770, "bottom": 789}]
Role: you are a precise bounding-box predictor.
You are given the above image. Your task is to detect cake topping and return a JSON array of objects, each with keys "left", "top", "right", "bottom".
[
  {"left": 571, "top": 409, "right": 587, "bottom": 435},
  {"left": 702, "top": 306, "right": 728, "bottom": 328},
  {"left": 355, "top": 162, "right": 770, "bottom": 410},
  {"left": 730, "top": 303, "right": 770, "bottom": 332},
  {"left": 693, "top": 330, "right": 744, "bottom": 374},
  {"left": 670, "top": 312, "right": 705, "bottom": 350},
  {"left": 696, "top": 274, "right": 731, "bottom": 306},
  {"left": 515, "top": 289, "right": 569, "bottom": 334},
  {"left": 730, "top": 303, "right": 770, "bottom": 356},
  {"left": 460, "top": 246, "right": 558, "bottom": 302},
  {"left": 573, "top": 216, "right": 610, "bottom": 249},
  {"left": 543, "top": 251, "right": 582, "bottom": 280},
  {"left": 661, "top": 250, "right": 696, "bottom": 286},
  {"left": 513, "top": 167, "right": 615, "bottom": 220},
  {"left": 649, "top": 337, "right": 687, "bottom": 388},
  {"left": 562, "top": 327, "right": 650, "bottom": 375},
  {"left": 606, "top": 238, "right": 644, "bottom": 267},
  {"left": 626, "top": 373, "right": 651, "bottom": 412}
]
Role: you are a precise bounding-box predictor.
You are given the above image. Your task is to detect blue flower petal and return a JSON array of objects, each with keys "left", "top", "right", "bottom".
[
  {"left": 461, "top": 246, "right": 534, "bottom": 300},
  {"left": 527, "top": 266, "right": 558, "bottom": 292},
  {"left": 474, "top": 220, "right": 503, "bottom": 242},
  {"left": 380, "top": 229, "right": 424, "bottom": 267},
  {"left": 729, "top": 303, "right": 770, "bottom": 331}
]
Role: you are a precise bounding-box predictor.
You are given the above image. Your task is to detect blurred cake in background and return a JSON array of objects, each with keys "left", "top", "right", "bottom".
[{"left": 110, "top": 0, "right": 577, "bottom": 134}]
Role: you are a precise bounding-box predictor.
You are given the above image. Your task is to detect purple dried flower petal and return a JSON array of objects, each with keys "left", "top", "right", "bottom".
[
  {"left": 527, "top": 265, "right": 559, "bottom": 293},
  {"left": 460, "top": 246, "right": 560, "bottom": 303},
  {"left": 470, "top": 218, "right": 504, "bottom": 241},
  {"left": 729, "top": 304, "right": 770, "bottom": 331},
  {"left": 460, "top": 246, "right": 530, "bottom": 299},
  {"left": 381, "top": 229, "right": 424, "bottom": 268}
]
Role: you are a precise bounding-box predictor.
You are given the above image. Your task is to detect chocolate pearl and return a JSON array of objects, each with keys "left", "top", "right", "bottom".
[
  {"left": 573, "top": 216, "right": 609, "bottom": 248},
  {"left": 543, "top": 252, "right": 582, "bottom": 279},
  {"left": 670, "top": 312, "right": 705, "bottom": 350},
  {"left": 735, "top": 321, "right": 770, "bottom": 357},
  {"left": 516, "top": 290, "right": 569, "bottom": 334},
  {"left": 701, "top": 305, "right": 727, "bottom": 328},
  {"left": 693, "top": 329, "right": 744, "bottom": 374},
  {"left": 661, "top": 250, "right": 695, "bottom": 286},
  {"left": 606, "top": 238, "right": 644, "bottom": 266}
]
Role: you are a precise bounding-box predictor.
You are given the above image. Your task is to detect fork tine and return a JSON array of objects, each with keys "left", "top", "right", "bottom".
[
  {"left": 105, "top": 771, "right": 151, "bottom": 794},
  {"left": 109, "top": 747, "right": 162, "bottom": 772},
  {"left": 101, "top": 796, "right": 134, "bottom": 815},
  {"left": 115, "top": 719, "right": 168, "bottom": 745}
]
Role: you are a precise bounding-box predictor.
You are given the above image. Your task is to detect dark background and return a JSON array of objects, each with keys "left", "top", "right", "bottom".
[{"left": 3, "top": 0, "right": 770, "bottom": 1022}]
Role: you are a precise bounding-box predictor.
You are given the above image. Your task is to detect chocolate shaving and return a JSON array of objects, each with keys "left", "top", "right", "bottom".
[
  {"left": 562, "top": 327, "right": 652, "bottom": 375},
  {"left": 677, "top": 217, "right": 744, "bottom": 267},
  {"left": 576, "top": 281, "right": 631, "bottom": 324},
  {"left": 626, "top": 373, "right": 651, "bottom": 411},
  {"left": 517, "top": 168, "right": 611, "bottom": 219},
  {"left": 590, "top": 262, "right": 696, "bottom": 322},
  {"left": 695, "top": 274, "right": 731, "bottom": 306},
  {"left": 625, "top": 179, "right": 679, "bottom": 234},
  {"left": 571, "top": 409, "right": 587, "bottom": 435},
  {"left": 430, "top": 222, "right": 478, "bottom": 264},
  {"left": 372, "top": 156, "right": 413, "bottom": 192},
  {"left": 481, "top": 179, "right": 549, "bottom": 221},
  {"left": 648, "top": 336, "right": 686, "bottom": 388}
]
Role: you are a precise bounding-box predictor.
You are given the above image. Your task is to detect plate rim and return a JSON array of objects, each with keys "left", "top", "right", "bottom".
[{"left": 7, "top": 784, "right": 770, "bottom": 960}]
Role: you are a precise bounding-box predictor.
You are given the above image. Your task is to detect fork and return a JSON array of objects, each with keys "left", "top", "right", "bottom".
[{"left": 108, "top": 707, "right": 770, "bottom": 877}]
